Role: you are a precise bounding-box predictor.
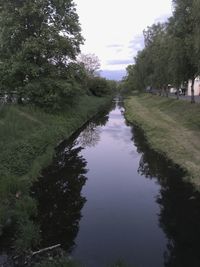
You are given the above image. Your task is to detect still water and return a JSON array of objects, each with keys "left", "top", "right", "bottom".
[{"left": 32, "top": 100, "right": 200, "bottom": 267}]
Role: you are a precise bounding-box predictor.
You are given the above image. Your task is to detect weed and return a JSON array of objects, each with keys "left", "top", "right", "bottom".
[{"left": 33, "top": 257, "right": 80, "bottom": 267}]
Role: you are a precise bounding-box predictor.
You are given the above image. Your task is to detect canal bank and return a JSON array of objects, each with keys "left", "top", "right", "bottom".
[
  {"left": 30, "top": 99, "right": 200, "bottom": 267},
  {"left": 0, "top": 95, "right": 112, "bottom": 257},
  {"left": 124, "top": 94, "right": 200, "bottom": 188}
]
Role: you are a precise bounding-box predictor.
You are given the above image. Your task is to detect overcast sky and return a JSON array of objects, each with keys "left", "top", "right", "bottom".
[{"left": 74, "top": 0, "right": 173, "bottom": 79}]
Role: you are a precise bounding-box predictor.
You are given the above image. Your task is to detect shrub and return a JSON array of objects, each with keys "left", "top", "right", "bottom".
[{"left": 88, "top": 77, "right": 111, "bottom": 97}]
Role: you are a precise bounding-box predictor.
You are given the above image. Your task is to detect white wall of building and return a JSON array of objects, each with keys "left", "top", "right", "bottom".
[{"left": 187, "top": 77, "right": 200, "bottom": 96}]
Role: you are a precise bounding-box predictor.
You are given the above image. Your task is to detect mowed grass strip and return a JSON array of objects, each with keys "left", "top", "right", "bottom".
[{"left": 124, "top": 94, "right": 200, "bottom": 188}]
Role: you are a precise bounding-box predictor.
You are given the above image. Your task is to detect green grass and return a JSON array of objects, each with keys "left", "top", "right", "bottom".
[
  {"left": 33, "top": 258, "right": 131, "bottom": 267},
  {"left": 33, "top": 258, "right": 80, "bottom": 267},
  {"left": 0, "top": 95, "right": 111, "bottom": 253},
  {"left": 124, "top": 94, "right": 200, "bottom": 188}
]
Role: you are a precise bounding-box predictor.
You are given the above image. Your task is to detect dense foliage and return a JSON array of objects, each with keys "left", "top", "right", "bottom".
[
  {"left": 0, "top": 1, "right": 114, "bottom": 110},
  {"left": 77, "top": 53, "right": 117, "bottom": 97},
  {"left": 124, "top": 0, "right": 200, "bottom": 102}
]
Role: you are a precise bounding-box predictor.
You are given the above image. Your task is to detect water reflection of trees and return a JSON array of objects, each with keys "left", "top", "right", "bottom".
[
  {"left": 132, "top": 125, "right": 200, "bottom": 267},
  {"left": 31, "top": 141, "right": 88, "bottom": 253},
  {"left": 31, "top": 104, "right": 113, "bottom": 253},
  {"left": 78, "top": 122, "right": 101, "bottom": 148},
  {"left": 77, "top": 106, "right": 112, "bottom": 148}
]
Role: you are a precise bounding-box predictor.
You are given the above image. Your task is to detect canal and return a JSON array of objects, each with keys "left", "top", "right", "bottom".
[{"left": 32, "top": 99, "right": 200, "bottom": 267}]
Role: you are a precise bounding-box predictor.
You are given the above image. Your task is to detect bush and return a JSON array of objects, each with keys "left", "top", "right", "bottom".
[
  {"left": 88, "top": 77, "right": 112, "bottom": 97},
  {"left": 25, "top": 78, "right": 81, "bottom": 111}
]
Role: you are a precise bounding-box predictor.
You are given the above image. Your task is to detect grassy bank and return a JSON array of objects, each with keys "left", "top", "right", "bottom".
[
  {"left": 34, "top": 259, "right": 130, "bottom": 267},
  {"left": 124, "top": 94, "right": 200, "bottom": 188},
  {"left": 0, "top": 95, "right": 111, "bottom": 253},
  {"left": 33, "top": 257, "right": 130, "bottom": 267}
]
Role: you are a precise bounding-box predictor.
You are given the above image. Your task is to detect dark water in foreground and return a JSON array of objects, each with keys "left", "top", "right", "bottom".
[{"left": 31, "top": 100, "right": 200, "bottom": 267}]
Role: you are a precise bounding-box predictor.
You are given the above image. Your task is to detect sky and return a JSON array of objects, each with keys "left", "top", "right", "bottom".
[{"left": 74, "top": 0, "right": 173, "bottom": 80}]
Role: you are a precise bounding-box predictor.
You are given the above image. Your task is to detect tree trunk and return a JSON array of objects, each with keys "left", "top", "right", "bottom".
[
  {"left": 176, "top": 88, "right": 179, "bottom": 100},
  {"left": 17, "top": 95, "right": 23, "bottom": 104},
  {"left": 165, "top": 86, "right": 169, "bottom": 97},
  {"left": 7, "top": 93, "right": 12, "bottom": 103},
  {"left": 191, "top": 77, "right": 195, "bottom": 104},
  {"left": 162, "top": 87, "right": 164, "bottom": 96}
]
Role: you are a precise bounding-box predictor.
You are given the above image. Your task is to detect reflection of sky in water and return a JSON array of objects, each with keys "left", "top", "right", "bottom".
[
  {"left": 73, "top": 104, "right": 166, "bottom": 267},
  {"left": 103, "top": 116, "right": 131, "bottom": 138},
  {"left": 101, "top": 107, "right": 138, "bottom": 157}
]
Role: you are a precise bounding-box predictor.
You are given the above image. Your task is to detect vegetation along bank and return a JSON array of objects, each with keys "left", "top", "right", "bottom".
[
  {"left": 0, "top": 94, "right": 112, "bottom": 256},
  {"left": 124, "top": 94, "right": 200, "bottom": 189}
]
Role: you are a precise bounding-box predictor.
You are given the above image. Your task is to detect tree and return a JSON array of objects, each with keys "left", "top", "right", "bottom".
[
  {"left": 143, "top": 23, "right": 171, "bottom": 95},
  {"left": 0, "top": 0, "right": 84, "bottom": 109},
  {"left": 76, "top": 53, "right": 113, "bottom": 97},
  {"left": 78, "top": 53, "right": 101, "bottom": 77},
  {"left": 193, "top": 0, "right": 200, "bottom": 73},
  {"left": 171, "top": 0, "right": 198, "bottom": 103},
  {"left": 123, "top": 61, "right": 145, "bottom": 93},
  {"left": 126, "top": 0, "right": 200, "bottom": 102},
  {"left": 125, "top": 23, "right": 172, "bottom": 95},
  {"left": 88, "top": 76, "right": 112, "bottom": 97}
]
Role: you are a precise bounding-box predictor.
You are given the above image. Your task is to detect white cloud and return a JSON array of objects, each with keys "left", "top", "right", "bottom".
[
  {"left": 74, "top": 0, "right": 172, "bottom": 71},
  {"left": 107, "top": 59, "right": 134, "bottom": 66}
]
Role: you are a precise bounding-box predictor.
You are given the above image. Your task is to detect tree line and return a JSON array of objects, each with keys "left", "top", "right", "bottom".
[
  {"left": 0, "top": 0, "right": 116, "bottom": 111},
  {"left": 123, "top": 0, "right": 200, "bottom": 103}
]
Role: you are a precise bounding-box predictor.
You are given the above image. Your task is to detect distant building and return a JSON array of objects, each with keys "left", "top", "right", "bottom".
[{"left": 187, "top": 77, "right": 200, "bottom": 96}]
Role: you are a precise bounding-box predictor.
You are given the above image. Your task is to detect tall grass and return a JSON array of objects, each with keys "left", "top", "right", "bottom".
[
  {"left": 33, "top": 258, "right": 80, "bottom": 267},
  {"left": 33, "top": 258, "right": 132, "bottom": 267}
]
